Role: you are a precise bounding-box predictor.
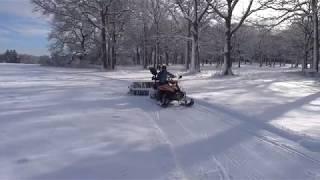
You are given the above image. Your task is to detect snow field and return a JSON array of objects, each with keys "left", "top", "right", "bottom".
[{"left": 1, "top": 63, "right": 320, "bottom": 179}]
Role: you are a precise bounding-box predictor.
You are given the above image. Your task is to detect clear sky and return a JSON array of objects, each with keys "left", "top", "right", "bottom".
[{"left": 0, "top": 0, "right": 50, "bottom": 55}]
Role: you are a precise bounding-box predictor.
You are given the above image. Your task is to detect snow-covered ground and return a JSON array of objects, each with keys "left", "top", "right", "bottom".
[{"left": 1, "top": 63, "right": 320, "bottom": 180}]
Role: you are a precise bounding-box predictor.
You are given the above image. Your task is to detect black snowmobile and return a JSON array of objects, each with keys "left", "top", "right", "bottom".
[{"left": 149, "top": 67, "right": 194, "bottom": 107}]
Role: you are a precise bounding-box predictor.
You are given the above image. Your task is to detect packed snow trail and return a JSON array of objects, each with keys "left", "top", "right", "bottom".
[
  {"left": 0, "top": 64, "right": 320, "bottom": 180},
  {"left": 152, "top": 104, "right": 320, "bottom": 180}
]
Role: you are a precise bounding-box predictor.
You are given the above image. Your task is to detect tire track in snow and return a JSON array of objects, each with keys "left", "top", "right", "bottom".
[
  {"left": 195, "top": 102, "right": 320, "bottom": 167},
  {"left": 149, "top": 105, "right": 230, "bottom": 180},
  {"left": 173, "top": 116, "right": 197, "bottom": 139},
  {"left": 146, "top": 102, "right": 190, "bottom": 180},
  {"left": 161, "top": 109, "right": 224, "bottom": 180},
  {"left": 211, "top": 156, "right": 231, "bottom": 180},
  {"left": 256, "top": 135, "right": 320, "bottom": 166}
]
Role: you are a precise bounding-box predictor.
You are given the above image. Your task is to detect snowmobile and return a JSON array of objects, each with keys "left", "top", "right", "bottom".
[{"left": 149, "top": 67, "right": 194, "bottom": 107}]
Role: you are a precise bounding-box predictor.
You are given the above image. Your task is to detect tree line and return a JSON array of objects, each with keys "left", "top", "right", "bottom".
[
  {"left": 0, "top": 50, "right": 20, "bottom": 63},
  {"left": 32, "top": 0, "right": 320, "bottom": 75},
  {"left": 0, "top": 50, "right": 51, "bottom": 64}
]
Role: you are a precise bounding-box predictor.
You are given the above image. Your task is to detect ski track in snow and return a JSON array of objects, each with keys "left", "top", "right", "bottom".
[{"left": 1, "top": 64, "right": 320, "bottom": 180}]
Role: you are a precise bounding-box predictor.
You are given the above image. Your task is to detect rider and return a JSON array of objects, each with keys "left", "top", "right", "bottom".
[
  {"left": 155, "top": 65, "right": 178, "bottom": 96},
  {"left": 156, "top": 65, "right": 175, "bottom": 85}
]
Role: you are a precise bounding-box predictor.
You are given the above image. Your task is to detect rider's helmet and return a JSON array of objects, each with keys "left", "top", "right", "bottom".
[{"left": 161, "top": 64, "right": 167, "bottom": 71}]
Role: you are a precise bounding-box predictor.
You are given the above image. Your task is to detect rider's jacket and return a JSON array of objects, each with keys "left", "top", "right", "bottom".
[{"left": 156, "top": 70, "right": 175, "bottom": 85}]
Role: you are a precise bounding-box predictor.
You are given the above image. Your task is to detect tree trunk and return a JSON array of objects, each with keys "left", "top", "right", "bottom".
[
  {"left": 181, "top": 53, "right": 185, "bottom": 64},
  {"left": 223, "top": 19, "right": 233, "bottom": 75},
  {"left": 101, "top": 11, "right": 108, "bottom": 69},
  {"left": 152, "top": 47, "right": 156, "bottom": 68},
  {"left": 312, "top": 0, "right": 319, "bottom": 72},
  {"left": 143, "top": 22, "right": 147, "bottom": 69},
  {"left": 294, "top": 58, "right": 299, "bottom": 68},
  {"left": 160, "top": 54, "right": 163, "bottom": 65},
  {"left": 111, "top": 17, "right": 117, "bottom": 70},
  {"left": 165, "top": 51, "right": 169, "bottom": 65},
  {"left": 185, "top": 20, "right": 191, "bottom": 70},
  {"left": 155, "top": 43, "right": 159, "bottom": 66},
  {"left": 156, "top": 21, "right": 160, "bottom": 67},
  {"left": 303, "top": 30, "right": 309, "bottom": 71},
  {"left": 148, "top": 48, "right": 153, "bottom": 65},
  {"left": 174, "top": 51, "right": 178, "bottom": 65},
  {"left": 190, "top": 22, "right": 200, "bottom": 72},
  {"left": 303, "top": 45, "right": 309, "bottom": 70},
  {"left": 107, "top": 37, "right": 112, "bottom": 67},
  {"left": 136, "top": 47, "right": 140, "bottom": 65},
  {"left": 189, "top": 0, "right": 200, "bottom": 73},
  {"left": 111, "top": 40, "right": 116, "bottom": 70},
  {"left": 190, "top": 31, "right": 200, "bottom": 72}
]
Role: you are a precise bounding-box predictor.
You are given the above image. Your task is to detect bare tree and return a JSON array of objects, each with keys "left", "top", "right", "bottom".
[
  {"left": 32, "top": 0, "right": 95, "bottom": 64},
  {"left": 131, "top": 0, "right": 151, "bottom": 68},
  {"left": 206, "top": 0, "right": 272, "bottom": 75},
  {"left": 260, "top": 0, "right": 319, "bottom": 72},
  {"left": 32, "top": 0, "right": 318, "bottom": 73},
  {"left": 149, "top": 0, "right": 163, "bottom": 67},
  {"left": 78, "top": 0, "right": 115, "bottom": 69},
  {"left": 33, "top": 0, "right": 129, "bottom": 69},
  {"left": 50, "top": 13, "right": 94, "bottom": 62},
  {"left": 174, "top": 0, "right": 210, "bottom": 72}
]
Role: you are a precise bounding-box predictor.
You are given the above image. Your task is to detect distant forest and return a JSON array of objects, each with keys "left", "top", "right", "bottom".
[{"left": 0, "top": 50, "right": 50, "bottom": 64}]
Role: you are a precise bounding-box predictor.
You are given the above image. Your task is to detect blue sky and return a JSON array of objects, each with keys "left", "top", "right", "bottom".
[{"left": 0, "top": 0, "right": 50, "bottom": 55}]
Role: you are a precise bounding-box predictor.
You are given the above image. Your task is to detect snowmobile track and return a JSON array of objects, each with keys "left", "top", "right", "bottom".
[
  {"left": 148, "top": 102, "right": 233, "bottom": 180},
  {"left": 148, "top": 103, "right": 190, "bottom": 180},
  {"left": 195, "top": 101, "right": 320, "bottom": 166},
  {"left": 144, "top": 99, "right": 320, "bottom": 179}
]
